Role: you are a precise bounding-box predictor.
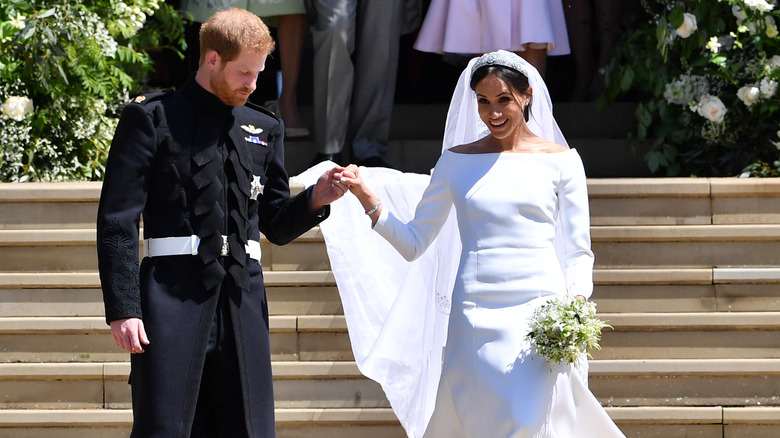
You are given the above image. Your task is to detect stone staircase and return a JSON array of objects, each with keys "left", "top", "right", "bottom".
[
  {"left": 1, "top": 177, "right": 779, "bottom": 438},
  {"left": 1, "top": 102, "right": 780, "bottom": 437}
]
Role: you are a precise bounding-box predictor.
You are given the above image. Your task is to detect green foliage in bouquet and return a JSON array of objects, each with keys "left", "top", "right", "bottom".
[
  {"left": 0, "top": 0, "right": 187, "bottom": 181},
  {"left": 527, "top": 296, "right": 610, "bottom": 366},
  {"left": 600, "top": 0, "right": 780, "bottom": 177}
]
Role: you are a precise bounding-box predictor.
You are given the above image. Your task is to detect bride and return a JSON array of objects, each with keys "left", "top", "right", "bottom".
[{"left": 294, "top": 50, "right": 625, "bottom": 438}]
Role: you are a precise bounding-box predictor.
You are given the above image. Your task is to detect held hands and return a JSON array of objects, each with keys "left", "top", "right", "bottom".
[
  {"left": 110, "top": 317, "right": 150, "bottom": 354},
  {"left": 310, "top": 166, "right": 351, "bottom": 212},
  {"left": 335, "top": 165, "right": 383, "bottom": 223}
]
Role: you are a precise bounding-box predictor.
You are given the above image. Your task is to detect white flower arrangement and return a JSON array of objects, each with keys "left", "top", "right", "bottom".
[
  {"left": 1, "top": 1, "right": 186, "bottom": 181},
  {"left": 601, "top": 0, "right": 780, "bottom": 176},
  {"left": 527, "top": 296, "right": 611, "bottom": 366},
  {"left": 1, "top": 96, "right": 34, "bottom": 121}
]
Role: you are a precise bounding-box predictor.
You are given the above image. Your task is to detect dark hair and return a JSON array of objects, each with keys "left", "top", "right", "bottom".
[{"left": 470, "top": 65, "right": 532, "bottom": 121}]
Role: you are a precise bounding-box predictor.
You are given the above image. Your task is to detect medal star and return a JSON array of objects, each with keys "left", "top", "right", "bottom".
[{"left": 250, "top": 175, "right": 264, "bottom": 200}]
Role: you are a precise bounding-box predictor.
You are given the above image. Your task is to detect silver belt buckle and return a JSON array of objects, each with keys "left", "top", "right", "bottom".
[{"left": 220, "top": 235, "right": 230, "bottom": 256}]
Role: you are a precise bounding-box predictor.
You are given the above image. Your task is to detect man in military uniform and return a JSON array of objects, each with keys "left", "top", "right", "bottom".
[{"left": 96, "top": 9, "right": 348, "bottom": 437}]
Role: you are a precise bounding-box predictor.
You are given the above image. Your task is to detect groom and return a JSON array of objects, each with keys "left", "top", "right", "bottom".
[{"left": 96, "top": 9, "right": 348, "bottom": 437}]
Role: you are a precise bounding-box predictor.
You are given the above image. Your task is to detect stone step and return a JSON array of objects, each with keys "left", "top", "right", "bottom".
[
  {"left": 591, "top": 224, "right": 780, "bottom": 268},
  {"left": 0, "top": 315, "right": 351, "bottom": 363},
  {"left": 0, "top": 408, "right": 405, "bottom": 438},
  {"left": 5, "top": 406, "right": 777, "bottom": 438},
  {"left": 2, "top": 178, "right": 778, "bottom": 229},
  {"left": 7, "top": 405, "right": 778, "bottom": 438},
  {"left": 0, "top": 359, "right": 780, "bottom": 419},
  {"left": 594, "top": 267, "right": 780, "bottom": 313},
  {"left": 0, "top": 227, "right": 329, "bottom": 272},
  {"left": 0, "top": 361, "right": 386, "bottom": 410},
  {"left": 1, "top": 224, "right": 779, "bottom": 271},
  {"left": 1, "top": 268, "right": 778, "bottom": 318},
  {"left": 0, "top": 271, "right": 342, "bottom": 318},
  {"left": 0, "top": 182, "right": 102, "bottom": 230},
  {"left": 590, "top": 359, "right": 780, "bottom": 407},
  {"left": 595, "top": 312, "right": 780, "bottom": 360},
  {"left": 5, "top": 359, "right": 780, "bottom": 409},
  {"left": 3, "top": 311, "right": 780, "bottom": 363},
  {"left": 588, "top": 178, "right": 780, "bottom": 226}
]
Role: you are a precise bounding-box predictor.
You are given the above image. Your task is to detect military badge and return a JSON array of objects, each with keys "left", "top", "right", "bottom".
[
  {"left": 245, "top": 136, "right": 268, "bottom": 146},
  {"left": 250, "top": 175, "right": 264, "bottom": 200},
  {"left": 241, "top": 124, "right": 263, "bottom": 134}
]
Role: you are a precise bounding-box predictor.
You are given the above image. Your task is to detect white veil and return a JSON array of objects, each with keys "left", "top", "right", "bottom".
[{"left": 292, "top": 50, "right": 569, "bottom": 437}]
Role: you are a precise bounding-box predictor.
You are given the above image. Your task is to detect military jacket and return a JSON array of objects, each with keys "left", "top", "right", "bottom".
[{"left": 96, "top": 78, "right": 327, "bottom": 437}]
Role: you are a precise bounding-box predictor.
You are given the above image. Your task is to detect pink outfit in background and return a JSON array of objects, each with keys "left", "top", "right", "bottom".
[{"left": 414, "top": 0, "right": 570, "bottom": 55}]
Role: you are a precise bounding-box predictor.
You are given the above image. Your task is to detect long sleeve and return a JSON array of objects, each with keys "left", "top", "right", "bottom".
[
  {"left": 556, "top": 152, "right": 594, "bottom": 299},
  {"left": 373, "top": 154, "right": 454, "bottom": 261},
  {"left": 255, "top": 120, "right": 329, "bottom": 246},
  {"left": 96, "top": 102, "right": 156, "bottom": 323}
]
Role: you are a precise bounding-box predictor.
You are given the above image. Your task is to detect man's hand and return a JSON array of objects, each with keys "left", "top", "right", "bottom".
[
  {"left": 309, "top": 166, "right": 349, "bottom": 212},
  {"left": 110, "top": 317, "right": 150, "bottom": 354}
]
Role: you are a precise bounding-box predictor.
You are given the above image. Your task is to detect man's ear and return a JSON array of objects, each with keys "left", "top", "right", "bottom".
[{"left": 204, "top": 50, "right": 221, "bottom": 70}]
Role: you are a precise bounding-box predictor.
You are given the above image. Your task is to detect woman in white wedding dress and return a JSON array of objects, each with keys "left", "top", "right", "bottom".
[{"left": 332, "top": 51, "right": 626, "bottom": 438}]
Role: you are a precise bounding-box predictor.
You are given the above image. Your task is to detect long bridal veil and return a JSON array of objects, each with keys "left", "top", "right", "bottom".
[{"left": 291, "top": 51, "right": 614, "bottom": 437}]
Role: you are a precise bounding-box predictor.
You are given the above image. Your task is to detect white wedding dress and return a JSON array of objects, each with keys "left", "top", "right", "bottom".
[
  {"left": 372, "top": 148, "right": 622, "bottom": 437},
  {"left": 292, "top": 51, "right": 624, "bottom": 438}
]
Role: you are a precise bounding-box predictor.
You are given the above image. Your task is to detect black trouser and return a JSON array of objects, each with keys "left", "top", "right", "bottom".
[{"left": 190, "top": 290, "right": 248, "bottom": 438}]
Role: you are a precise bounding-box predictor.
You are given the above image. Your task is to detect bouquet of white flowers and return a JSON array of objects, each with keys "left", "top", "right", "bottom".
[{"left": 527, "top": 296, "right": 611, "bottom": 366}]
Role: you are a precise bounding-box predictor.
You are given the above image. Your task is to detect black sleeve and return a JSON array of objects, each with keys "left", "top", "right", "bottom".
[
  {"left": 96, "top": 102, "right": 157, "bottom": 324},
  {"left": 256, "top": 125, "right": 329, "bottom": 246}
]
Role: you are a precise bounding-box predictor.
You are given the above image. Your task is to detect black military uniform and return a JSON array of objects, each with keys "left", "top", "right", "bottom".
[{"left": 96, "top": 78, "right": 328, "bottom": 437}]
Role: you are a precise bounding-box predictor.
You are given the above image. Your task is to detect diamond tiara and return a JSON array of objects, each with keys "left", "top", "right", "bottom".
[{"left": 471, "top": 51, "right": 529, "bottom": 78}]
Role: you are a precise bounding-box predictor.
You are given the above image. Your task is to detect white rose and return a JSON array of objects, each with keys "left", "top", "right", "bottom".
[
  {"left": 675, "top": 13, "right": 698, "bottom": 38},
  {"left": 744, "top": 0, "right": 775, "bottom": 13},
  {"left": 697, "top": 95, "right": 727, "bottom": 123},
  {"left": 771, "top": 55, "right": 780, "bottom": 68},
  {"left": 1, "top": 96, "right": 34, "bottom": 121},
  {"left": 760, "top": 78, "right": 778, "bottom": 97},
  {"left": 737, "top": 86, "right": 761, "bottom": 106}
]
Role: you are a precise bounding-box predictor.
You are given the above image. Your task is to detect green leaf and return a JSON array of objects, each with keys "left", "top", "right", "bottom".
[
  {"left": 656, "top": 16, "right": 668, "bottom": 46},
  {"left": 37, "top": 8, "right": 56, "bottom": 19},
  {"left": 620, "top": 67, "right": 635, "bottom": 91},
  {"left": 646, "top": 151, "right": 661, "bottom": 173},
  {"left": 669, "top": 8, "right": 684, "bottom": 29},
  {"left": 21, "top": 22, "right": 35, "bottom": 40}
]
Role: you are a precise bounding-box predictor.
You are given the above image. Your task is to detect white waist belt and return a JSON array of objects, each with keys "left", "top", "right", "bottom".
[{"left": 142, "top": 235, "right": 261, "bottom": 261}]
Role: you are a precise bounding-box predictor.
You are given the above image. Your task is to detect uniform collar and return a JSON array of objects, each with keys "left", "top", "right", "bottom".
[{"left": 181, "top": 76, "right": 235, "bottom": 117}]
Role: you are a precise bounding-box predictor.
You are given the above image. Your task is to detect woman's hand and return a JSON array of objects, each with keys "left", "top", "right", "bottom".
[
  {"left": 337, "top": 164, "right": 383, "bottom": 224},
  {"left": 337, "top": 165, "right": 367, "bottom": 196}
]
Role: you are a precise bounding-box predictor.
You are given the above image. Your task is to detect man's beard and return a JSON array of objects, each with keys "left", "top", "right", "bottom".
[{"left": 211, "top": 73, "right": 252, "bottom": 107}]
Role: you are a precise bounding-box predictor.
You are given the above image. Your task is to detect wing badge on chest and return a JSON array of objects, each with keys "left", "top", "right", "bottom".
[{"left": 242, "top": 125, "right": 268, "bottom": 146}]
